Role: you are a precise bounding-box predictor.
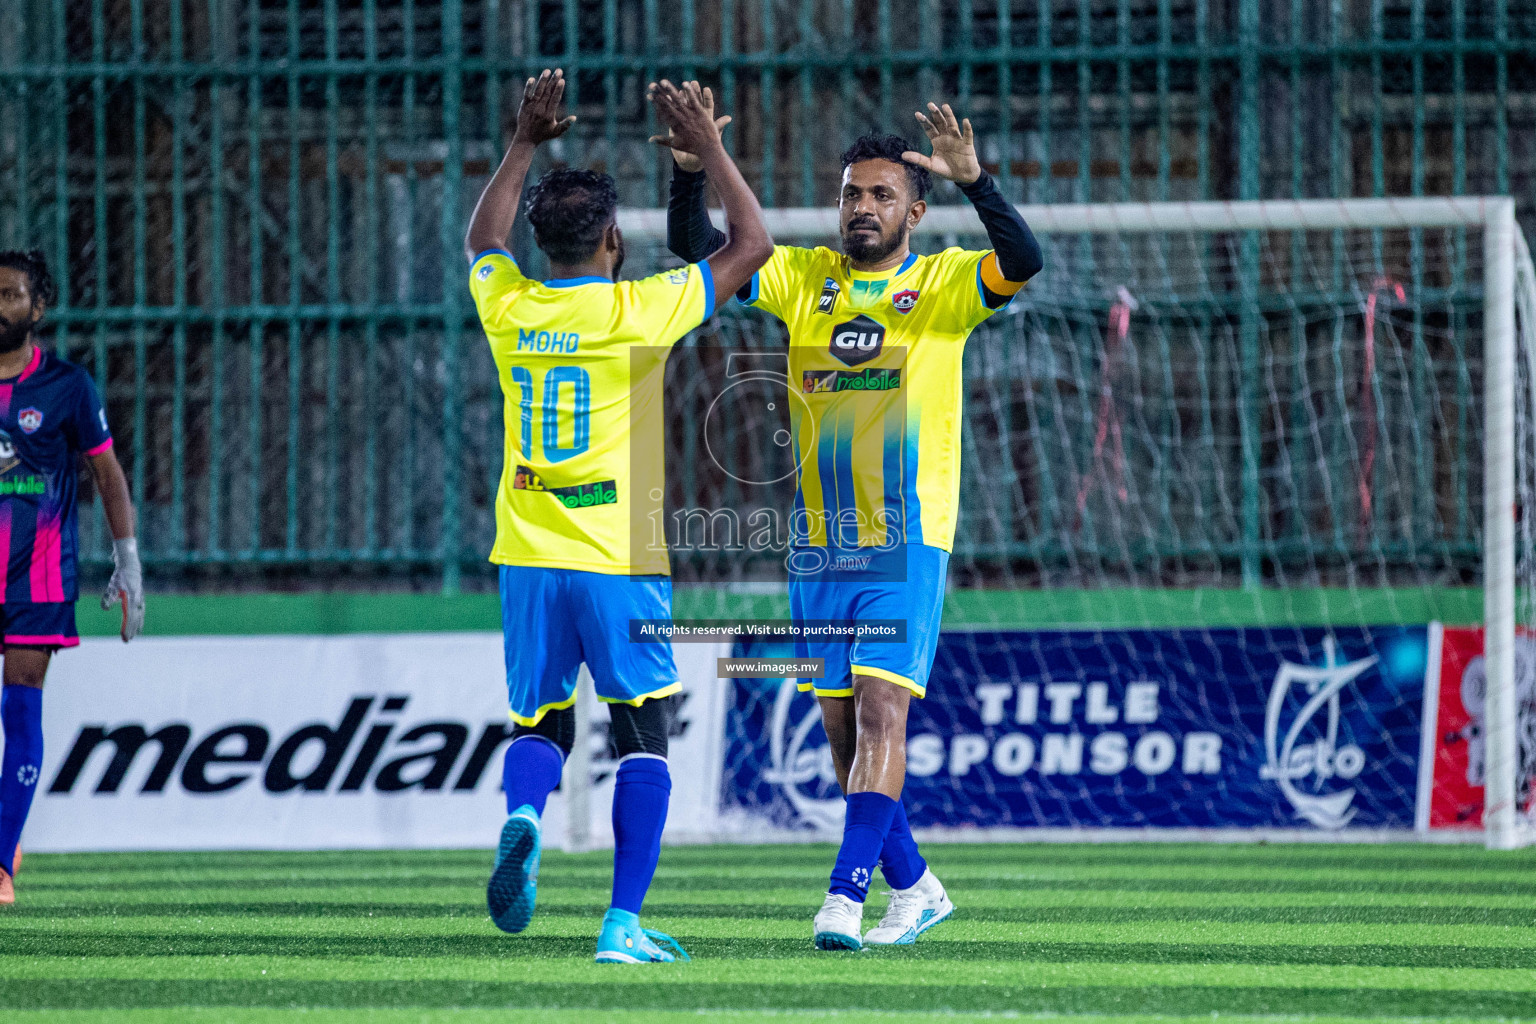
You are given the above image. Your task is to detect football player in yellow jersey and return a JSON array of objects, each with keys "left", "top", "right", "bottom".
[
  {"left": 666, "top": 98, "right": 1042, "bottom": 950},
  {"left": 466, "top": 71, "right": 771, "bottom": 962}
]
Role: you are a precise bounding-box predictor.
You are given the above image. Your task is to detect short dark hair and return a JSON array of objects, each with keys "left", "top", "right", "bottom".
[
  {"left": 0, "top": 250, "right": 57, "bottom": 308},
  {"left": 840, "top": 133, "right": 930, "bottom": 202},
  {"left": 524, "top": 168, "right": 619, "bottom": 265}
]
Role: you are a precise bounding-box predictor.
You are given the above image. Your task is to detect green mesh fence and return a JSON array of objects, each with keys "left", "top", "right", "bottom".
[{"left": 0, "top": 0, "right": 1530, "bottom": 591}]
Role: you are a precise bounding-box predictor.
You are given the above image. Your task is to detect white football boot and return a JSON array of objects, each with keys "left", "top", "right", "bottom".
[
  {"left": 812, "top": 892, "right": 864, "bottom": 950},
  {"left": 863, "top": 868, "right": 954, "bottom": 946}
]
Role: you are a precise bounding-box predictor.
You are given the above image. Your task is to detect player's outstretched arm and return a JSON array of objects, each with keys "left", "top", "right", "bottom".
[
  {"left": 652, "top": 86, "right": 731, "bottom": 264},
  {"left": 463, "top": 68, "right": 577, "bottom": 263},
  {"left": 904, "top": 102, "right": 1043, "bottom": 305},
  {"left": 88, "top": 448, "right": 143, "bottom": 642},
  {"left": 648, "top": 80, "right": 772, "bottom": 307}
]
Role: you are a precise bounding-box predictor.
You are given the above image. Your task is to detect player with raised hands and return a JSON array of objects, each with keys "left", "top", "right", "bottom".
[
  {"left": 0, "top": 249, "right": 143, "bottom": 906},
  {"left": 664, "top": 98, "right": 1043, "bottom": 949},
  {"left": 467, "top": 70, "right": 771, "bottom": 962}
]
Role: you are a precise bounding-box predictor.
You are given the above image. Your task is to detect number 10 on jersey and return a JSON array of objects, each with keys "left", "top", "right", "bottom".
[{"left": 508, "top": 365, "right": 591, "bottom": 463}]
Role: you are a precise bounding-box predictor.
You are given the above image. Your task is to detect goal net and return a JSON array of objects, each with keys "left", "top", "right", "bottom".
[{"left": 602, "top": 197, "right": 1535, "bottom": 848}]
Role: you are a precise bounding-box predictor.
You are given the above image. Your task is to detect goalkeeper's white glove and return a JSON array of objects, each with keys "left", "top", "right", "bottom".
[{"left": 102, "top": 537, "right": 144, "bottom": 642}]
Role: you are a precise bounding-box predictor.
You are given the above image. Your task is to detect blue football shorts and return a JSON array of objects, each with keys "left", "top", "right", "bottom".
[
  {"left": 789, "top": 543, "right": 949, "bottom": 699},
  {"left": 499, "top": 565, "right": 679, "bottom": 727}
]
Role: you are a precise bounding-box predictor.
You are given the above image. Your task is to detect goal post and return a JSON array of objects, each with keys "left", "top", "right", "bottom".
[
  {"left": 612, "top": 197, "right": 1534, "bottom": 848},
  {"left": 620, "top": 195, "right": 1518, "bottom": 238},
  {"left": 1482, "top": 198, "right": 1520, "bottom": 850}
]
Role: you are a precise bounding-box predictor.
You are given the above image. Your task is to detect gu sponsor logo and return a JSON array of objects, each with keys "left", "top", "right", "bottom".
[
  {"left": 802, "top": 367, "right": 902, "bottom": 394},
  {"left": 829, "top": 315, "right": 885, "bottom": 367},
  {"left": 517, "top": 328, "right": 580, "bottom": 353}
]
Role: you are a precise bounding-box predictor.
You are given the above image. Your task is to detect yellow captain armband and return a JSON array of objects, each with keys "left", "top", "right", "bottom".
[{"left": 979, "top": 252, "right": 1028, "bottom": 297}]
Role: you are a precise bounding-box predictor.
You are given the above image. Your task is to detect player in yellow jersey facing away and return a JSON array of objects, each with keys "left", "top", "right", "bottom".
[
  {"left": 465, "top": 70, "right": 772, "bottom": 963},
  {"left": 665, "top": 98, "right": 1042, "bottom": 949}
]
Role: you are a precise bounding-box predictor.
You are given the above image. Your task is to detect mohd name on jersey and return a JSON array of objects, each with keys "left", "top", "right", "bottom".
[{"left": 513, "top": 465, "right": 618, "bottom": 508}]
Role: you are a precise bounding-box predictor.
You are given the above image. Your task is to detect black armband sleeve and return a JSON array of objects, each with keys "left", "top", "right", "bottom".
[
  {"left": 959, "top": 171, "right": 1044, "bottom": 285},
  {"left": 667, "top": 167, "right": 729, "bottom": 264}
]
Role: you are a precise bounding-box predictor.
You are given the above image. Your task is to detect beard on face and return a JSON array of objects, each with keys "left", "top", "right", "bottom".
[
  {"left": 842, "top": 217, "right": 907, "bottom": 265},
  {"left": 0, "top": 315, "right": 31, "bottom": 354}
]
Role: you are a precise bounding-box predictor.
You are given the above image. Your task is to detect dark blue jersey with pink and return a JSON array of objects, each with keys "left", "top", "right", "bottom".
[{"left": 0, "top": 347, "right": 112, "bottom": 604}]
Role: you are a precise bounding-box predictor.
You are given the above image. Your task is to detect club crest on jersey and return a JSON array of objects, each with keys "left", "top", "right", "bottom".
[
  {"left": 829, "top": 314, "right": 885, "bottom": 367},
  {"left": 891, "top": 288, "right": 919, "bottom": 314},
  {"left": 816, "top": 278, "right": 841, "bottom": 314},
  {"left": 17, "top": 408, "right": 42, "bottom": 434}
]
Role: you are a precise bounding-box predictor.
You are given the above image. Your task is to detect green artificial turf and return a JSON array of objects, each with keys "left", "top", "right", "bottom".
[{"left": 2, "top": 843, "right": 1534, "bottom": 1022}]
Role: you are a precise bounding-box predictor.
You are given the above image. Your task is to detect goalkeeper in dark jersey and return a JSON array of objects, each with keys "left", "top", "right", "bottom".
[{"left": 0, "top": 250, "right": 143, "bottom": 905}]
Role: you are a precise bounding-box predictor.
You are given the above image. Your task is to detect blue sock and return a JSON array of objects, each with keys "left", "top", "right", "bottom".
[
  {"left": 829, "top": 792, "right": 898, "bottom": 903},
  {"left": 878, "top": 800, "right": 927, "bottom": 890},
  {"left": 0, "top": 685, "right": 43, "bottom": 876},
  {"left": 610, "top": 755, "right": 671, "bottom": 915},
  {"left": 502, "top": 736, "right": 565, "bottom": 816}
]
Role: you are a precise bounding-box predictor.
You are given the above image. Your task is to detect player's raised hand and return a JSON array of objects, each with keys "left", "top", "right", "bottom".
[
  {"left": 511, "top": 68, "right": 577, "bottom": 147},
  {"left": 647, "top": 80, "right": 727, "bottom": 163},
  {"left": 648, "top": 82, "right": 731, "bottom": 173},
  {"left": 904, "top": 102, "right": 982, "bottom": 185}
]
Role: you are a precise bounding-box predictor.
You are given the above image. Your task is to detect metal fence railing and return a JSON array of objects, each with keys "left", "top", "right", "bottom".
[{"left": 0, "top": 0, "right": 1530, "bottom": 590}]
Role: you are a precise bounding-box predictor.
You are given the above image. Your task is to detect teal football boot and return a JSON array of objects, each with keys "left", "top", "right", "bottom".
[
  {"left": 594, "top": 908, "right": 691, "bottom": 964},
  {"left": 812, "top": 892, "right": 865, "bottom": 951},
  {"left": 486, "top": 804, "right": 541, "bottom": 933},
  {"left": 863, "top": 869, "right": 954, "bottom": 945}
]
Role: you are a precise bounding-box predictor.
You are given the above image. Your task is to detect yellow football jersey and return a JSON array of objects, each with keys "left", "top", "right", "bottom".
[
  {"left": 470, "top": 249, "right": 714, "bottom": 574},
  {"left": 744, "top": 245, "right": 1010, "bottom": 552}
]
